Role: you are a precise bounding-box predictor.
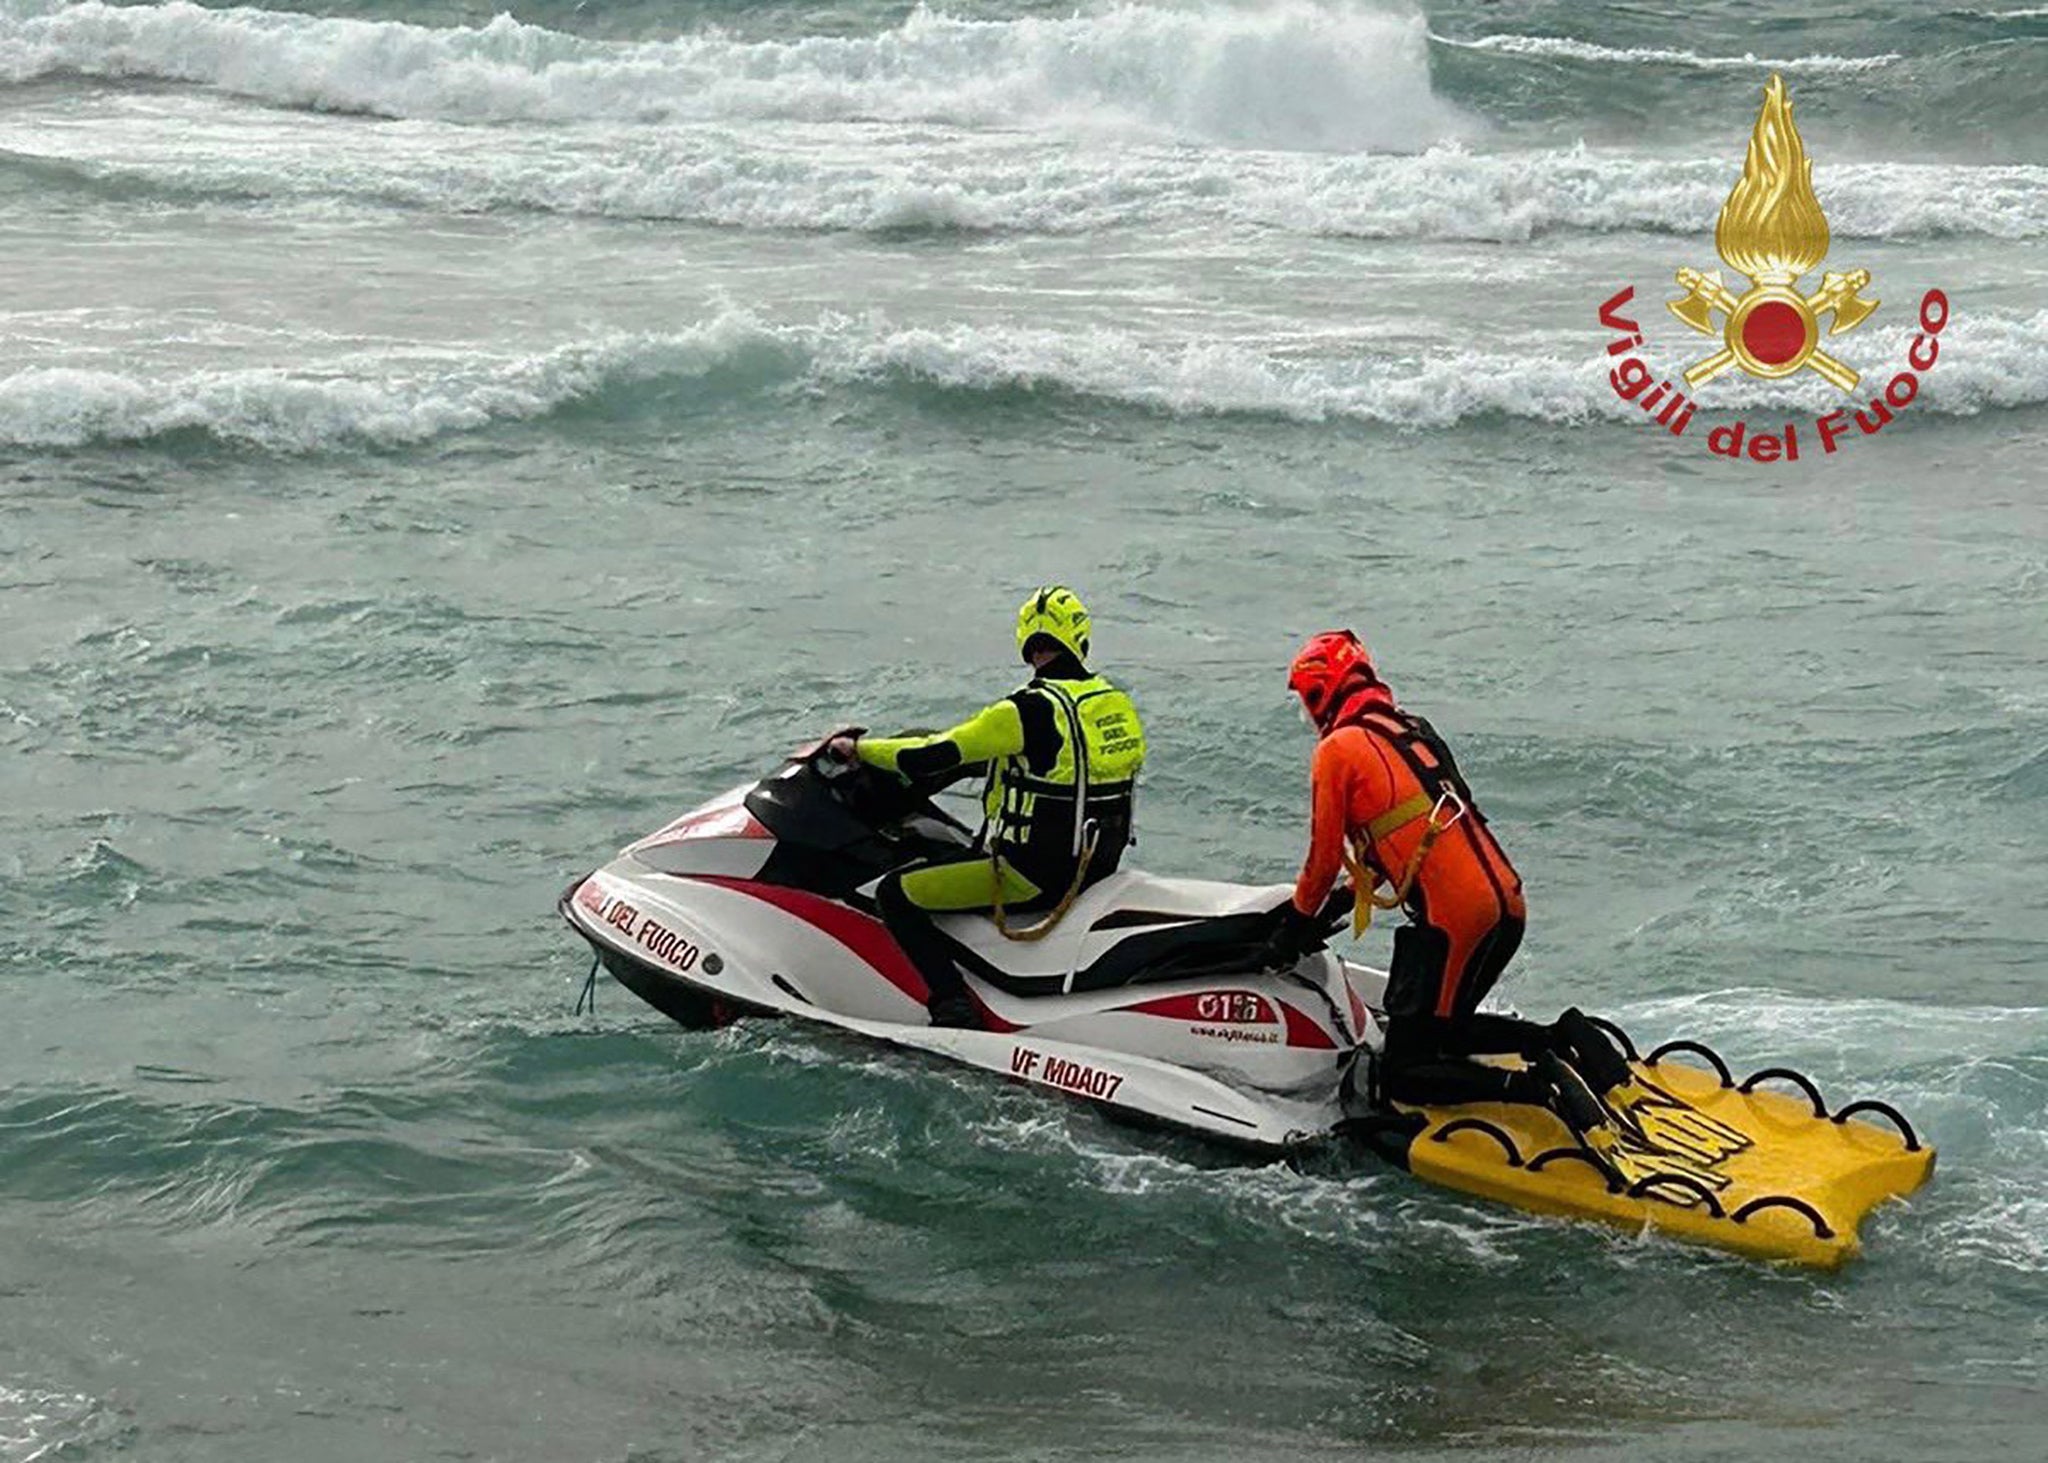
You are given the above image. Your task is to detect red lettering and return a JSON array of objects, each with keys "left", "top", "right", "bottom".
[
  {"left": 1817, "top": 410, "right": 1851, "bottom": 453},
  {"left": 1910, "top": 334, "right": 1939, "bottom": 372},
  {"left": 1598, "top": 286, "right": 1640, "bottom": 335},
  {"left": 1886, "top": 372, "right": 1919, "bottom": 409},
  {"left": 1611, "top": 357, "right": 1653, "bottom": 401},
  {"left": 1919, "top": 289, "right": 1949, "bottom": 335}
]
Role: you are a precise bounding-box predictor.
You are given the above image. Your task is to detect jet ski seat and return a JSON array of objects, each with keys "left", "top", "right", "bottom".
[{"left": 935, "top": 872, "right": 1315, "bottom": 996}]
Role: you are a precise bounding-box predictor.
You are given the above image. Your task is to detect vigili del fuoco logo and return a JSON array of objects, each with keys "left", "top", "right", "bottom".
[{"left": 1598, "top": 73, "right": 1951, "bottom": 463}]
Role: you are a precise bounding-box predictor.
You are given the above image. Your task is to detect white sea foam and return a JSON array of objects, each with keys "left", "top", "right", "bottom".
[
  {"left": 0, "top": 0, "right": 1469, "bottom": 151},
  {"left": 12, "top": 110, "right": 2046, "bottom": 242},
  {"left": 2, "top": 306, "right": 2042, "bottom": 450},
  {"left": 1433, "top": 32, "right": 1902, "bottom": 73}
]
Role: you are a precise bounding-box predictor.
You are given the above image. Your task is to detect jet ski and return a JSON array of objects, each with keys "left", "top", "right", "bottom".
[
  {"left": 559, "top": 736, "right": 1935, "bottom": 1265},
  {"left": 558, "top": 737, "right": 1385, "bottom": 1151}
]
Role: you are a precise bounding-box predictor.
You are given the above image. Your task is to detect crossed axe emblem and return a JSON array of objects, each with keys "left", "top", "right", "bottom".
[{"left": 1667, "top": 267, "right": 1879, "bottom": 391}]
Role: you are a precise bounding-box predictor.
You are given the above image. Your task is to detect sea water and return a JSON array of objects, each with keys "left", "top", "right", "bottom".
[{"left": 3, "top": 0, "right": 2045, "bottom": 1456}]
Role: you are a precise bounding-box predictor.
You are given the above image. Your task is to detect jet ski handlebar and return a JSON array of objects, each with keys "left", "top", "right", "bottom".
[{"left": 793, "top": 728, "right": 980, "bottom": 837}]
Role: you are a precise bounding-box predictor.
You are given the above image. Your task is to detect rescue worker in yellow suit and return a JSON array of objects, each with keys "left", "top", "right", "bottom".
[{"left": 828, "top": 587, "right": 1148, "bottom": 1029}]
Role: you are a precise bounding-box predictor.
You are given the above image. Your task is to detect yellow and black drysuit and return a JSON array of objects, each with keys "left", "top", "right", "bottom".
[{"left": 858, "top": 656, "right": 1146, "bottom": 1019}]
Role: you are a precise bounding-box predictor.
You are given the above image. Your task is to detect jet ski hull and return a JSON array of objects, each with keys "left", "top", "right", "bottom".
[{"left": 560, "top": 856, "right": 1385, "bottom": 1153}]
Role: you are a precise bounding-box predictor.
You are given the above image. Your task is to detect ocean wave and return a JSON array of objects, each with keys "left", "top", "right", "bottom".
[
  {"left": 0, "top": 0, "right": 1469, "bottom": 151},
  {"left": 9, "top": 123, "right": 2046, "bottom": 243},
  {"left": 1430, "top": 32, "right": 1902, "bottom": 74},
  {"left": 4, "top": 306, "right": 2044, "bottom": 450},
  {"left": 0, "top": 314, "right": 802, "bottom": 450}
]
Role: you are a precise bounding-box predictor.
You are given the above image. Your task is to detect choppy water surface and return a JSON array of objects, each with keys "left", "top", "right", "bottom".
[{"left": 3, "top": 0, "right": 2046, "bottom": 1457}]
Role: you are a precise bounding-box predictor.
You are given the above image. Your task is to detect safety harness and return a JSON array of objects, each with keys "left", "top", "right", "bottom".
[
  {"left": 991, "top": 680, "right": 1137, "bottom": 942},
  {"left": 1336, "top": 707, "right": 1475, "bottom": 937}
]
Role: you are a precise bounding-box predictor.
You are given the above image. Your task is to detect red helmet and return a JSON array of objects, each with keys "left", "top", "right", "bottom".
[{"left": 1288, "top": 629, "right": 1377, "bottom": 729}]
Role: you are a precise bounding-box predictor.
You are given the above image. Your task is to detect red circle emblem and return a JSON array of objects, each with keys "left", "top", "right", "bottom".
[{"left": 1741, "top": 300, "right": 1808, "bottom": 366}]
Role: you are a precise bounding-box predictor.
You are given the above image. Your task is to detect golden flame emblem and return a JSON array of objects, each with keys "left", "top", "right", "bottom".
[{"left": 1668, "top": 74, "right": 1878, "bottom": 390}]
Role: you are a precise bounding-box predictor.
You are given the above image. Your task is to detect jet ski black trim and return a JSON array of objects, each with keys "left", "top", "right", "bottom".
[
  {"left": 1089, "top": 909, "right": 1204, "bottom": 930},
  {"left": 1191, "top": 1104, "right": 1260, "bottom": 1130},
  {"left": 949, "top": 909, "right": 1278, "bottom": 995}
]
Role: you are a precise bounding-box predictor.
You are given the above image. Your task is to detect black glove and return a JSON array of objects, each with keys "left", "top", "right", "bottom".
[{"left": 1258, "top": 905, "right": 1327, "bottom": 971}]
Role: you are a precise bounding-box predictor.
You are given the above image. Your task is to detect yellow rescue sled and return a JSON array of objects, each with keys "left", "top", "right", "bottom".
[{"left": 1379, "top": 1025, "right": 1934, "bottom": 1268}]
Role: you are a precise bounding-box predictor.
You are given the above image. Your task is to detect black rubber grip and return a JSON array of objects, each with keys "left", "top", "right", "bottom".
[
  {"left": 1644, "top": 1039, "right": 1734, "bottom": 1086},
  {"left": 1625, "top": 1172, "right": 1727, "bottom": 1218},
  {"left": 1737, "top": 1066, "right": 1830, "bottom": 1118},
  {"left": 1731, "top": 1194, "right": 1836, "bottom": 1240},
  {"left": 1431, "top": 1117, "right": 1525, "bottom": 1167},
  {"left": 1831, "top": 1099, "right": 1924, "bottom": 1153},
  {"left": 1528, "top": 1146, "right": 1624, "bottom": 1193}
]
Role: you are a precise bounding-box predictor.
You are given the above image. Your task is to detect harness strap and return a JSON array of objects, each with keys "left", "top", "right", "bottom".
[
  {"left": 993, "top": 680, "right": 1096, "bottom": 943},
  {"left": 1342, "top": 788, "right": 1467, "bottom": 937},
  {"left": 1364, "top": 792, "right": 1434, "bottom": 843}
]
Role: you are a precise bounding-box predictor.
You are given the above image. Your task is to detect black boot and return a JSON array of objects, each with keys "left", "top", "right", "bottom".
[
  {"left": 1551, "top": 1008, "right": 1633, "bottom": 1094},
  {"left": 1532, "top": 1050, "right": 1629, "bottom": 1188},
  {"left": 926, "top": 992, "right": 984, "bottom": 1030}
]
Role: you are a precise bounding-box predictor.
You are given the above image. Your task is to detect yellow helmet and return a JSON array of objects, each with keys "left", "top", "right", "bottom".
[{"left": 1016, "top": 585, "right": 1091, "bottom": 664}]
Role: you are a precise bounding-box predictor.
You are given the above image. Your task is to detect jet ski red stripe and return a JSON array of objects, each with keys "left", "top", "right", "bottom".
[
  {"left": 1279, "top": 1001, "right": 1337, "bottom": 1050},
  {"left": 693, "top": 877, "right": 1020, "bottom": 1033}
]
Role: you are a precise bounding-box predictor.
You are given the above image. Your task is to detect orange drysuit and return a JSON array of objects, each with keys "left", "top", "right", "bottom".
[{"left": 1291, "top": 691, "right": 1525, "bottom": 1020}]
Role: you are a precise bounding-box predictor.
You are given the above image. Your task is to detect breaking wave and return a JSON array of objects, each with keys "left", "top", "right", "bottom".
[
  {"left": 3, "top": 306, "right": 2042, "bottom": 450},
  {"left": 1430, "top": 33, "right": 1903, "bottom": 73},
  {"left": 9, "top": 133, "right": 2046, "bottom": 242},
  {"left": 0, "top": 0, "right": 1470, "bottom": 151}
]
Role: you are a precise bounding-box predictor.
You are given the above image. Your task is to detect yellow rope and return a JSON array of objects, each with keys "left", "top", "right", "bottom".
[{"left": 992, "top": 827, "right": 1099, "bottom": 943}]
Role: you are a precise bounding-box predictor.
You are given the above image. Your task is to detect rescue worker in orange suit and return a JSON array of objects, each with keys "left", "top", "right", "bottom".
[{"left": 1265, "top": 630, "right": 1631, "bottom": 1127}]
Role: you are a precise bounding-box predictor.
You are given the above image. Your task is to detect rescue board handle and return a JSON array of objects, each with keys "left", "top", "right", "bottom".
[
  {"left": 1625, "top": 1172, "right": 1726, "bottom": 1218},
  {"left": 1737, "top": 1066, "right": 1829, "bottom": 1118},
  {"left": 1830, "top": 1099, "right": 1924, "bottom": 1152},
  {"left": 1644, "top": 1039, "right": 1734, "bottom": 1086},
  {"left": 1731, "top": 1195, "right": 1836, "bottom": 1240},
  {"left": 1431, "top": 1117, "right": 1525, "bottom": 1167},
  {"left": 1528, "top": 1146, "right": 1624, "bottom": 1193}
]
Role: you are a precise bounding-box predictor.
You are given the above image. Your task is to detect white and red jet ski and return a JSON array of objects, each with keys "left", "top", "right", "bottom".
[{"left": 560, "top": 739, "right": 1387, "bottom": 1151}]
